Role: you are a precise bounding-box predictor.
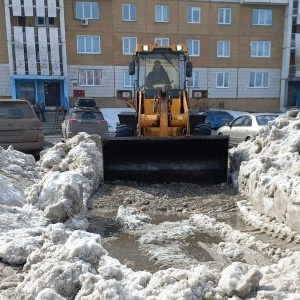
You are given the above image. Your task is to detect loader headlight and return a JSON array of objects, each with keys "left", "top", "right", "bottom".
[
  {"left": 143, "top": 45, "right": 149, "bottom": 51},
  {"left": 176, "top": 45, "right": 183, "bottom": 51}
]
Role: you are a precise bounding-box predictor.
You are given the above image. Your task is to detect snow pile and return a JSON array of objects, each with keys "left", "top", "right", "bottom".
[
  {"left": 26, "top": 133, "right": 103, "bottom": 227},
  {"left": 0, "top": 133, "right": 103, "bottom": 268},
  {"left": 0, "top": 175, "right": 25, "bottom": 207},
  {"left": 116, "top": 205, "right": 152, "bottom": 230},
  {"left": 238, "top": 200, "right": 300, "bottom": 243},
  {"left": 0, "top": 146, "right": 42, "bottom": 180},
  {"left": 230, "top": 110, "right": 300, "bottom": 233},
  {"left": 217, "top": 262, "right": 262, "bottom": 298},
  {"left": 190, "top": 213, "right": 290, "bottom": 262}
]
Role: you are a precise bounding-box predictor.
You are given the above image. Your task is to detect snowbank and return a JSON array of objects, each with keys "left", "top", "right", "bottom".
[{"left": 229, "top": 110, "right": 300, "bottom": 233}]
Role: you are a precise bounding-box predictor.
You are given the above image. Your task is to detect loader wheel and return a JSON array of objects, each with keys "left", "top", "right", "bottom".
[
  {"left": 192, "top": 124, "right": 211, "bottom": 136},
  {"left": 115, "top": 124, "right": 134, "bottom": 137}
]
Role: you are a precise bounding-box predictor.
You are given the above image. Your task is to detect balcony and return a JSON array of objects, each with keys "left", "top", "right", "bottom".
[{"left": 240, "top": 0, "right": 288, "bottom": 5}]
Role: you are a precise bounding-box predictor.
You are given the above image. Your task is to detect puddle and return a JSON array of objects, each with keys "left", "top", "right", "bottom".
[
  {"left": 102, "top": 232, "right": 165, "bottom": 272},
  {"left": 87, "top": 210, "right": 229, "bottom": 273},
  {"left": 88, "top": 208, "right": 288, "bottom": 272},
  {"left": 181, "top": 232, "right": 222, "bottom": 262}
]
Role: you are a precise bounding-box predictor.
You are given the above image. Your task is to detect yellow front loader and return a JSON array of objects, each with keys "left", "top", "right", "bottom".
[{"left": 102, "top": 44, "right": 229, "bottom": 183}]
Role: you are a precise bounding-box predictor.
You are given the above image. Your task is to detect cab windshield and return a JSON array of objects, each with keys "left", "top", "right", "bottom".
[{"left": 137, "top": 53, "right": 183, "bottom": 90}]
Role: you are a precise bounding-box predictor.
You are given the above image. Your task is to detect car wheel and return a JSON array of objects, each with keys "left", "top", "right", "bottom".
[
  {"left": 245, "top": 136, "right": 252, "bottom": 142},
  {"left": 192, "top": 124, "right": 211, "bottom": 136},
  {"left": 115, "top": 124, "right": 134, "bottom": 137},
  {"left": 218, "top": 132, "right": 223, "bottom": 136}
]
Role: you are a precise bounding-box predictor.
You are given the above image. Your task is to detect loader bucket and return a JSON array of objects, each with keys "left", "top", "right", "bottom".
[{"left": 102, "top": 136, "right": 229, "bottom": 184}]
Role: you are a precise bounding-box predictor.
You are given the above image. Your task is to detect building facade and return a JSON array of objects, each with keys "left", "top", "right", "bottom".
[{"left": 0, "top": 0, "right": 298, "bottom": 112}]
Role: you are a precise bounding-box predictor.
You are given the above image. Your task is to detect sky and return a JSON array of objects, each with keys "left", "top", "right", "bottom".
[{"left": 0, "top": 109, "right": 300, "bottom": 299}]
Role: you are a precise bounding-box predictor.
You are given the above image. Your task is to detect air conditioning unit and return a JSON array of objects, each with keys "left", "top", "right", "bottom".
[{"left": 80, "top": 19, "right": 89, "bottom": 26}]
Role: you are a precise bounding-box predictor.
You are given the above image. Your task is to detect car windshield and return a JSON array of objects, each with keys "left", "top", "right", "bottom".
[
  {"left": 138, "top": 52, "right": 184, "bottom": 90},
  {"left": 256, "top": 115, "right": 278, "bottom": 125},
  {"left": 0, "top": 102, "right": 35, "bottom": 119}
]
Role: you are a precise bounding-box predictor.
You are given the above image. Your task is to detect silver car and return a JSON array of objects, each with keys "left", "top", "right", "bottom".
[
  {"left": 216, "top": 113, "right": 280, "bottom": 145},
  {"left": 61, "top": 106, "right": 108, "bottom": 141}
]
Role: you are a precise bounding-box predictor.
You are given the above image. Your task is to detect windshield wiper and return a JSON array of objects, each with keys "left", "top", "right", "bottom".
[{"left": 162, "top": 51, "right": 178, "bottom": 72}]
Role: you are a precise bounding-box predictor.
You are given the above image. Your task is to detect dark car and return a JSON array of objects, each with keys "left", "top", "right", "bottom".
[
  {"left": 0, "top": 99, "right": 44, "bottom": 154},
  {"left": 204, "top": 109, "right": 234, "bottom": 130},
  {"left": 61, "top": 104, "right": 108, "bottom": 141}
]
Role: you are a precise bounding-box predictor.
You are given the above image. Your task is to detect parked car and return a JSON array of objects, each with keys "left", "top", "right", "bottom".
[
  {"left": 216, "top": 113, "right": 280, "bottom": 145},
  {"left": 61, "top": 103, "right": 109, "bottom": 141},
  {"left": 74, "top": 97, "right": 97, "bottom": 107},
  {"left": 204, "top": 109, "right": 235, "bottom": 129},
  {"left": 0, "top": 99, "right": 44, "bottom": 154}
]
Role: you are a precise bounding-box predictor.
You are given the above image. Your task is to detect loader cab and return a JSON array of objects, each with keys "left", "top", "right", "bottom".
[{"left": 129, "top": 44, "right": 192, "bottom": 98}]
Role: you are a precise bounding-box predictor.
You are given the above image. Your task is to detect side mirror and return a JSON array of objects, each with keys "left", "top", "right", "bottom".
[
  {"left": 129, "top": 60, "right": 135, "bottom": 75},
  {"left": 186, "top": 62, "right": 193, "bottom": 78}
]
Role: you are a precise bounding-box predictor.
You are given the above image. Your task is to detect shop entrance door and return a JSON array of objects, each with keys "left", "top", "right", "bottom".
[{"left": 44, "top": 82, "right": 60, "bottom": 106}]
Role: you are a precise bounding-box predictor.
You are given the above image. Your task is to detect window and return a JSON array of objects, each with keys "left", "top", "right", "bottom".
[
  {"left": 187, "top": 71, "right": 200, "bottom": 87},
  {"left": 249, "top": 72, "right": 269, "bottom": 88},
  {"left": 155, "top": 38, "right": 169, "bottom": 46},
  {"left": 216, "top": 72, "right": 229, "bottom": 88},
  {"left": 122, "top": 3, "right": 136, "bottom": 21},
  {"left": 155, "top": 5, "right": 169, "bottom": 22},
  {"left": 75, "top": 1, "right": 99, "bottom": 19},
  {"left": 36, "top": 17, "right": 55, "bottom": 26},
  {"left": 251, "top": 41, "right": 271, "bottom": 57},
  {"left": 19, "top": 83, "right": 35, "bottom": 104},
  {"left": 231, "top": 116, "right": 247, "bottom": 127},
  {"left": 218, "top": 8, "right": 231, "bottom": 25},
  {"left": 77, "top": 36, "right": 101, "bottom": 54},
  {"left": 187, "top": 6, "right": 201, "bottom": 24},
  {"left": 252, "top": 9, "right": 272, "bottom": 26},
  {"left": 124, "top": 70, "right": 134, "bottom": 87},
  {"left": 187, "top": 39, "right": 200, "bottom": 56},
  {"left": 18, "top": 17, "right": 26, "bottom": 26},
  {"left": 122, "top": 37, "right": 137, "bottom": 55},
  {"left": 217, "top": 41, "right": 230, "bottom": 57},
  {"left": 78, "top": 69, "right": 102, "bottom": 86}
]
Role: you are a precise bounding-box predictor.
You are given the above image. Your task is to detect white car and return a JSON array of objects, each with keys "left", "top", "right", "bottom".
[{"left": 216, "top": 113, "right": 280, "bottom": 146}]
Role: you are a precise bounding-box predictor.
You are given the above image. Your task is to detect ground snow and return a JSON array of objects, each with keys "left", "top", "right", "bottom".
[{"left": 0, "top": 113, "right": 300, "bottom": 299}]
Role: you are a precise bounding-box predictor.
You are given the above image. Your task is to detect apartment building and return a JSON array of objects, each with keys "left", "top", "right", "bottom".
[{"left": 0, "top": 0, "right": 298, "bottom": 112}]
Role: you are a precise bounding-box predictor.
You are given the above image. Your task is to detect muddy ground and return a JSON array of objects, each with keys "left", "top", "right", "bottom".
[{"left": 88, "top": 181, "right": 238, "bottom": 214}]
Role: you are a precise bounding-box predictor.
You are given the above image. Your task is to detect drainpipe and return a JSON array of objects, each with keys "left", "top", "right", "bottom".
[
  {"left": 59, "top": 0, "right": 69, "bottom": 107},
  {"left": 11, "top": 78, "right": 16, "bottom": 99},
  {"left": 35, "top": 79, "right": 38, "bottom": 102},
  {"left": 5, "top": 0, "right": 15, "bottom": 99}
]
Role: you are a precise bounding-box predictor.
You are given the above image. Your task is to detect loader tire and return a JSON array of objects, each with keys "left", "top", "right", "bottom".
[
  {"left": 115, "top": 124, "right": 134, "bottom": 137},
  {"left": 193, "top": 124, "right": 211, "bottom": 136}
]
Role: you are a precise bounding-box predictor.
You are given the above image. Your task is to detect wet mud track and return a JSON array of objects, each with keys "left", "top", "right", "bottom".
[{"left": 87, "top": 181, "right": 281, "bottom": 273}]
